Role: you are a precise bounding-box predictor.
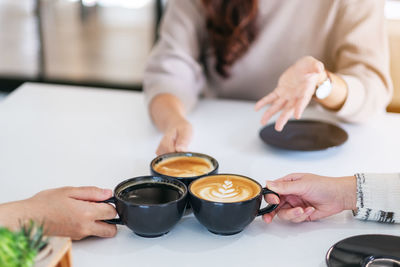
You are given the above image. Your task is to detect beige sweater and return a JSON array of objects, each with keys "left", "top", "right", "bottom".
[{"left": 144, "top": 0, "right": 393, "bottom": 122}]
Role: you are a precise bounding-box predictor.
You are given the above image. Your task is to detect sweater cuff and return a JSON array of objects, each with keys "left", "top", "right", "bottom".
[
  {"left": 354, "top": 173, "right": 400, "bottom": 223},
  {"left": 335, "top": 74, "right": 366, "bottom": 122},
  {"left": 144, "top": 80, "right": 198, "bottom": 112}
]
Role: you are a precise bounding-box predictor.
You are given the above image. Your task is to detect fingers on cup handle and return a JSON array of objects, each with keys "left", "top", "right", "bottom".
[
  {"left": 91, "top": 221, "right": 118, "bottom": 238},
  {"left": 94, "top": 202, "right": 118, "bottom": 221},
  {"left": 69, "top": 187, "right": 113, "bottom": 202},
  {"left": 262, "top": 212, "right": 276, "bottom": 224},
  {"left": 277, "top": 207, "right": 315, "bottom": 223},
  {"left": 265, "top": 193, "right": 280, "bottom": 204}
]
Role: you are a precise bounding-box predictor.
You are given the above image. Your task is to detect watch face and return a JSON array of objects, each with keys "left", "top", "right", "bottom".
[{"left": 316, "top": 79, "right": 332, "bottom": 99}]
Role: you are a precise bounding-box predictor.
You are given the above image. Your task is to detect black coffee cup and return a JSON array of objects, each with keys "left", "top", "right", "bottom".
[
  {"left": 103, "top": 176, "right": 188, "bottom": 238},
  {"left": 189, "top": 174, "right": 280, "bottom": 235},
  {"left": 150, "top": 152, "right": 219, "bottom": 187}
]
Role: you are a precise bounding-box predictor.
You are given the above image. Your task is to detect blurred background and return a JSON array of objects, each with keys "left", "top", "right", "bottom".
[{"left": 0, "top": 0, "right": 399, "bottom": 112}]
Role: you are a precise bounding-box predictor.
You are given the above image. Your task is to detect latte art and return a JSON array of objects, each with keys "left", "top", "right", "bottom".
[
  {"left": 191, "top": 175, "right": 261, "bottom": 203},
  {"left": 210, "top": 180, "right": 239, "bottom": 199}
]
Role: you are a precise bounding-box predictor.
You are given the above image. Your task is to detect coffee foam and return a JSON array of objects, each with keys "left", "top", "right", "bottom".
[
  {"left": 191, "top": 175, "right": 260, "bottom": 203},
  {"left": 154, "top": 156, "right": 213, "bottom": 177}
]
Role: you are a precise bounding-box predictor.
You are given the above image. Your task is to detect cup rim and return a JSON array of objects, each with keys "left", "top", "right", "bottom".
[
  {"left": 150, "top": 152, "right": 219, "bottom": 180},
  {"left": 188, "top": 173, "right": 263, "bottom": 204},
  {"left": 113, "top": 175, "right": 188, "bottom": 207}
]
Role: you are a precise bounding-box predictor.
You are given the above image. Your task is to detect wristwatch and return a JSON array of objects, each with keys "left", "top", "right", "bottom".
[{"left": 315, "top": 75, "right": 333, "bottom": 100}]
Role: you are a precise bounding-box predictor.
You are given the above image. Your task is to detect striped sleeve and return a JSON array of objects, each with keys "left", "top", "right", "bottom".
[{"left": 354, "top": 173, "right": 400, "bottom": 223}]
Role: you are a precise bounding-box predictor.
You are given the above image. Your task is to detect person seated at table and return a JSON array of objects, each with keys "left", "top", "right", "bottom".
[
  {"left": 0, "top": 186, "right": 117, "bottom": 240},
  {"left": 262, "top": 173, "right": 399, "bottom": 224},
  {"left": 144, "top": 0, "right": 392, "bottom": 155}
]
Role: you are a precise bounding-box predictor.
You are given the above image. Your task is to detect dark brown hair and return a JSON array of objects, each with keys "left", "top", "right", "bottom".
[{"left": 202, "top": 0, "right": 259, "bottom": 78}]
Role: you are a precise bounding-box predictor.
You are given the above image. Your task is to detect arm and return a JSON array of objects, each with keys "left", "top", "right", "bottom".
[
  {"left": 0, "top": 187, "right": 117, "bottom": 240},
  {"left": 0, "top": 200, "right": 34, "bottom": 231},
  {"left": 144, "top": 0, "right": 206, "bottom": 154},
  {"left": 255, "top": 57, "right": 349, "bottom": 131},
  {"left": 150, "top": 94, "right": 193, "bottom": 155},
  {"left": 329, "top": 0, "right": 392, "bottom": 121},
  {"left": 263, "top": 173, "right": 400, "bottom": 224},
  {"left": 315, "top": 71, "right": 348, "bottom": 111},
  {"left": 262, "top": 173, "right": 357, "bottom": 223},
  {"left": 255, "top": 0, "right": 392, "bottom": 130}
]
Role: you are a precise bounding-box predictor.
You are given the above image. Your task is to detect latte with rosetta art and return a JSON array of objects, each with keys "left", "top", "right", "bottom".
[
  {"left": 154, "top": 156, "right": 214, "bottom": 177},
  {"left": 190, "top": 175, "right": 260, "bottom": 203}
]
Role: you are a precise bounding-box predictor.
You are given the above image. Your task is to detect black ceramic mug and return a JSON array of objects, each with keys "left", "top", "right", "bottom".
[
  {"left": 189, "top": 174, "right": 280, "bottom": 235},
  {"left": 150, "top": 152, "right": 219, "bottom": 187},
  {"left": 103, "top": 176, "right": 188, "bottom": 238}
]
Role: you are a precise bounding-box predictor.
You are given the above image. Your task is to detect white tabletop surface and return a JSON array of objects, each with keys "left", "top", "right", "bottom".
[{"left": 1, "top": 83, "right": 399, "bottom": 267}]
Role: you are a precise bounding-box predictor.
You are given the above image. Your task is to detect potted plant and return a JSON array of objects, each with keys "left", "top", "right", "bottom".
[{"left": 0, "top": 221, "right": 71, "bottom": 267}]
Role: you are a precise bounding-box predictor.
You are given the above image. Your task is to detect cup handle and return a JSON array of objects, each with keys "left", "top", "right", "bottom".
[
  {"left": 257, "top": 188, "right": 280, "bottom": 216},
  {"left": 100, "top": 197, "right": 123, "bottom": 225}
]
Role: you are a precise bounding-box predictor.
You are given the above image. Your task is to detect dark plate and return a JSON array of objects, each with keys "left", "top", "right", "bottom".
[
  {"left": 259, "top": 120, "right": 348, "bottom": 151},
  {"left": 326, "top": 234, "right": 400, "bottom": 267}
]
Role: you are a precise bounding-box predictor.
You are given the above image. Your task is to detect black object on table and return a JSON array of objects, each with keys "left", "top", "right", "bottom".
[
  {"left": 259, "top": 120, "right": 348, "bottom": 151},
  {"left": 326, "top": 234, "right": 400, "bottom": 267}
]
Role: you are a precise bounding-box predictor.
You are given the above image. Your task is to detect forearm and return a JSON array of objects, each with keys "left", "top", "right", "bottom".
[
  {"left": 0, "top": 199, "right": 36, "bottom": 230},
  {"left": 323, "top": 0, "right": 391, "bottom": 121},
  {"left": 150, "top": 93, "right": 188, "bottom": 133},
  {"left": 315, "top": 71, "right": 348, "bottom": 111},
  {"left": 340, "top": 175, "right": 357, "bottom": 211}
]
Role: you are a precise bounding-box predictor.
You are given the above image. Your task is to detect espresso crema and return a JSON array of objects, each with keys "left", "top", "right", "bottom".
[
  {"left": 154, "top": 156, "right": 214, "bottom": 177},
  {"left": 191, "top": 175, "right": 260, "bottom": 203}
]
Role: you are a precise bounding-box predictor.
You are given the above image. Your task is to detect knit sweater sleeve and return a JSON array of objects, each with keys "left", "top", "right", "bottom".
[{"left": 354, "top": 173, "right": 400, "bottom": 223}]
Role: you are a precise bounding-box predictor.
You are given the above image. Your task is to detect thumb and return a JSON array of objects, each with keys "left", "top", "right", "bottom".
[
  {"left": 266, "top": 180, "right": 307, "bottom": 196},
  {"left": 314, "top": 61, "right": 324, "bottom": 73},
  {"left": 68, "top": 186, "right": 113, "bottom": 202}
]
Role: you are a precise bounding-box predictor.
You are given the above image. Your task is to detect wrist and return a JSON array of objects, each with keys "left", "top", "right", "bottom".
[
  {"left": 317, "top": 69, "right": 328, "bottom": 85},
  {"left": 163, "top": 115, "right": 189, "bottom": 133},
  {"left": 150, "top": 93, "right": 188, "bottom": 132},
  {"left": 0, "top": 199, "right": 37, "bottom": 230},
  {"left": 315, "top": 72, "right": 348, "bottom": 110},
  {"left": 341, "top": 176, "right": 357, "bottom": 211}
]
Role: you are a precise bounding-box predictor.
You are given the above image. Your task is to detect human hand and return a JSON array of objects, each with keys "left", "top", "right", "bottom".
[
  {"left": 156, "top": 118, "right": 193, "bottom": 155},
  {"left": 262, "top": 173, "right": 356, "bottom": 223},
  {"left": 255, "top": 56, "right": 327, "bottom": 131},
  {"left": 24, "top": 187, "right": 117, "bottom": 240}
]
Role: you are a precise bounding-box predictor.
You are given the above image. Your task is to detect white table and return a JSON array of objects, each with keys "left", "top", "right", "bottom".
[{"left": 1, "top": 83, "right": 399, "bottom": 267}]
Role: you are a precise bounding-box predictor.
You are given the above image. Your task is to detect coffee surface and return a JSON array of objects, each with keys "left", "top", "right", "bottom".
[
  {"left": 191, "top": 175, "right": 260, "bottom": 203},
  {"left": 154, "top": 156, "right": 214, "bottom": 177},
  {"left": 118, "top": 183, "right": 182, "bottom": 205}
]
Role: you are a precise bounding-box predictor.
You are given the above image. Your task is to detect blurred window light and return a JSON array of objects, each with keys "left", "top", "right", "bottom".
[
  {"left": 82, "top": 0, "right": 97, "bottom": 7},
  {"left": 69, "top": 0, "right": 152, "bottom": 9},
  {"left": 386, "top": 0, "right": 400, "bottom": 20}
]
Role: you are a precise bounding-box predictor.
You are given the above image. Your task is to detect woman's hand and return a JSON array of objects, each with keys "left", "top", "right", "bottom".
[
  {"left": 2, "top": 187, "right": 118, "bottom": 240},
  {"left": 255, "top": 56, "right": 327, "bottom": 131},
  {"left": 150, "top": 94, "right": 193, "bottom": 155},
  {"left": 156, "top": 118, "right": 193, "bottom": 155},
  {"left": 263, "top": 173, "right": 357, "bottom": 223}
]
